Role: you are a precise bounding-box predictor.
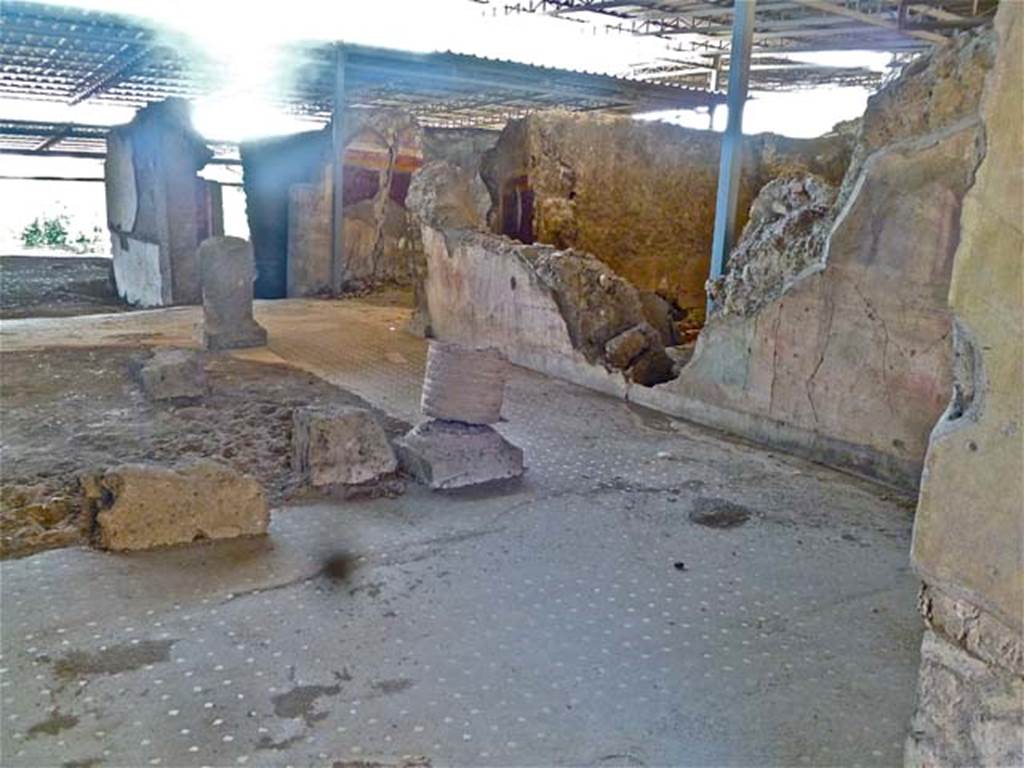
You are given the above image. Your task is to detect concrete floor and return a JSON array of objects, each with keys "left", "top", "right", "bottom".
[{"left": 0, "top": 298, "right": 922, "bottom": 767}]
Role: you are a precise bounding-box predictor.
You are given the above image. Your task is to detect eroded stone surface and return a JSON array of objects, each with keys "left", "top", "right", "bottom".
[
  {"left": 707, "top": 173, "right": 836, "bottom": 317},
  {"left": 91, "top": 460, "right": 269, "bottom": 551},
  {"left": 840, "top": 28, "right": 995, "bottom": 209},
  {"left": 199, "top": 236, "right": 267, "bottom": 351},
  {"left": 518, "top": 244, "right": 662, "bottom": 371},
  {"left": 292, "top": 406, "right": 398, "bottom": 487},
  {"left": 0, "top": 483, "right": 83, "bottom": 559},
  {"left": 919, "top": 585, "right": 1023, "bottom": 677},
  {"left": 420, "top": 341, "right": 508, "bottom": 425},
  {"left": 138, "top": 349, "right": 206, "bottom": 401},
  {"left": 905, "top": 629, "right": 1023, "bottom": 768},
  {"left": 420, "top": 228, "right": 677, "bottom": 389},
  {"left": 396, "top": 419, "right": 524, "bottom": 490},
  {"left": 406, "top": 159, "right": 491, "bottom": 231},
  {"left": 485, "top": 111, "right": 852, "bottom": 319},
  {"left": 604, "top": 324, "right": 657, "bottom": 370}
]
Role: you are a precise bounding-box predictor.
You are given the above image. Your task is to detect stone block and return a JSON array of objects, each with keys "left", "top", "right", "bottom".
[
  {"left": 629, "top": 348, "right": 676, "bottom": 387},
  {"left": 604, "top": 323, "right": 656, "bottom": 370},
  {"left": 420, "top": 341, "right": 508, "bottom": 425},
  {"left": 286, "top": 181, "right": 332, "bottom": 297},
  {"left": 406, "top": 159, "right": 491, "bottom": 230},
  {"left": 396, "top": 419, "right": 524, "bottom": 490},
  {"left": 138, "top": 349, "right": 206, "bottom": 401},
  {"left": 638, "top": 291, "right": 680, "bottom": 347},
  {"left": 92, "top": 460, "right": 269, "bottom": 551},
  {"left": 292, "top": 406, "right": 398, "bottom": 487},
  {"left": 199, "top": 236, "right": 267, "bottom": 351}
]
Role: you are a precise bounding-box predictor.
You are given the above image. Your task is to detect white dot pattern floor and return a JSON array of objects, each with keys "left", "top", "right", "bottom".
[{"left": 0, "top": 298, "right": 921, "bottom": 767}]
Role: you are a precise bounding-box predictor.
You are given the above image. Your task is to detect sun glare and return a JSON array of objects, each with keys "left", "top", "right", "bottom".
[{"left": 23, "top": 0, "right": 895, "bottom": 141}]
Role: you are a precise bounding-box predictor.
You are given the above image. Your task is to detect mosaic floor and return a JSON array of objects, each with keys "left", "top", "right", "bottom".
[{"left": 0, "top": 298, "right": 922, "bottom": 767}]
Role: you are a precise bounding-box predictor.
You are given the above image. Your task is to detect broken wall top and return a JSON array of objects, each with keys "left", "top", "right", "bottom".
[
  {"left": 838, "top": 28, "right": 995, "bottom": 207},
  {"left": 484, "top": 109, "right": 854, "bottom": 318},
  {"left": 113, "top": 98, "right": 213, "bottom": 172},
  {"left": 714, "top": 25, "right": 996, "bottom": 319}
]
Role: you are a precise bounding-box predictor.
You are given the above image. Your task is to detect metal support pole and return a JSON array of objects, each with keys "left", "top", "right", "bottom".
[
  {"left": 707, "top": 54, "right": 722, "bottom": 129},
  {"left": 707, "top": 0, "right": 755, "bottom": 315},
  {"left": 330, "top": 44, "right": 347, "bottom": 297}
]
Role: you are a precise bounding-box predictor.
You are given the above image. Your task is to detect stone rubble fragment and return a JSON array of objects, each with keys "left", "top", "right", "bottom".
[
  {"left": 706, "top": 173, "right": 836, "bottom": 317},
  {"left": 137, "top": 348, "right": 206, "bottom": 401},
  {"left": 199, "top": 236, "right": 267, "bottom": 351},
  {"left": 292, "top": 405, "right": 398, "bottom": 488},
  {"left": 396, "top": 419, "right": 524, "bottom": 490},
  {"left": 89, "top": 460, "right": 269, "bottom": 551},
  {"left": 627, "top": 348, "right": 676, "bottom": 387},
  {"left": 406, "top": 159, "right": 491, "bottom": 231},
  {"left": 604, "top": 323, "right": 658, "bottom": 370}
]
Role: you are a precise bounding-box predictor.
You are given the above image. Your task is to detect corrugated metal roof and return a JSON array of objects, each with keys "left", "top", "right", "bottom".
[{"left": 0, "top": 0, "right": 725, "bottom": 137}]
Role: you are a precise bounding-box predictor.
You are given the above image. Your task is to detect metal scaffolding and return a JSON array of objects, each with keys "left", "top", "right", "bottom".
[
  {"left": 0, "top": 0, "right": 726, "bottom": 152},
  {"left": 491, "top": 0, "right": 999, "bottom": 91}
]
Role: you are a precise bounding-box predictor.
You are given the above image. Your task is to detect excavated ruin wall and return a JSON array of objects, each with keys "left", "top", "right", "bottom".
[
  {"left": 417, "top": 227, "right": 678, "bottom": 393},
  {"left": 242, "top": 128, "right": 330, "bottom": 298},
  {"left": 905, "top": 4, "right": 1023, "bottom": 763},
  {"left": 105, "top": 99, "right": 223, "bottom": 307},
  {"left": 484, "top": 113, "right": 852, "bottom": 324},
  {"left": 243, "top": 114, "right": 497, "bottom": 299},
  {"left": 636, "top": 29, "right": 995, "bottom": 489},
  {"left": 420, "top": 228, "right": 627, "bottom": 397}
]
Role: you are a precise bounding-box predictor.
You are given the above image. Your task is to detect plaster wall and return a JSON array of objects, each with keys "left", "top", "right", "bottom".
[
  {"left": 910, "top": 1, "right": 1023, "bottom": 637},
  {"left": 643, "top": 119, "right": 982, "bottom": 488}
]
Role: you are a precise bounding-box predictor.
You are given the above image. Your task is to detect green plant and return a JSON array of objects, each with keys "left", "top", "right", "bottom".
[
  {"left": 20, "top": 213, "right": 99, "bottom": 252},
  {"left": 20, "top": 218, "right": 44, "bottom": 248},
  {"left": 42, "top": 214, "right": 69, "bottom": 247}
]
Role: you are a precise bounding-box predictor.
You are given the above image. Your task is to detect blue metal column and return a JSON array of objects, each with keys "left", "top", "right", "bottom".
[
  {"left": 330, "top": 44, "right": 347, "bottom": 297},
  {"left": 707, "top": 0, "right": 756, "bottom": 314}
]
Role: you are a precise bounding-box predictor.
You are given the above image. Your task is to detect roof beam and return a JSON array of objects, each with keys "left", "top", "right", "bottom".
[
  {"left": 789, "top": 0, "right": 947, "bottom": 44},
  {"left": 69, "top": 44, "right": 157, "bottom": 104},
  {"left": 31, "top": 125, "right": 71, "bottom": 152}
]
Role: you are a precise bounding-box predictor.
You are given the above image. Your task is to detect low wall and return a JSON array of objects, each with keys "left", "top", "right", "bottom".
[
  {"left": 642, "top": 118, "right": 982, "bottom": 488},
  {"left": 422, "top": 228, "right": 628, "bottom": 398}
]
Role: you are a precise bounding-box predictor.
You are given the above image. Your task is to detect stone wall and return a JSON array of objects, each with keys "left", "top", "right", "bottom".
[
  {"left": 484, "top": 113, "right": 852, "bottom": 325},
  {"left": 635, "top": 29, "right": 994, "bottom": 489},
  {"left": 418, "top": 229, "right": 676, "bottom": 395},
  {"left": 243, "top": 112, "right": 498, "bottom": 299},
  {"left": 905, "top": 4, "right": 1023, "bottom": 764},
  {"left": 241, "top": 128, "right": 330, "bottom": 298},
  {"left": 105, "top": 99, "right": 223, "bottom": 307}
]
